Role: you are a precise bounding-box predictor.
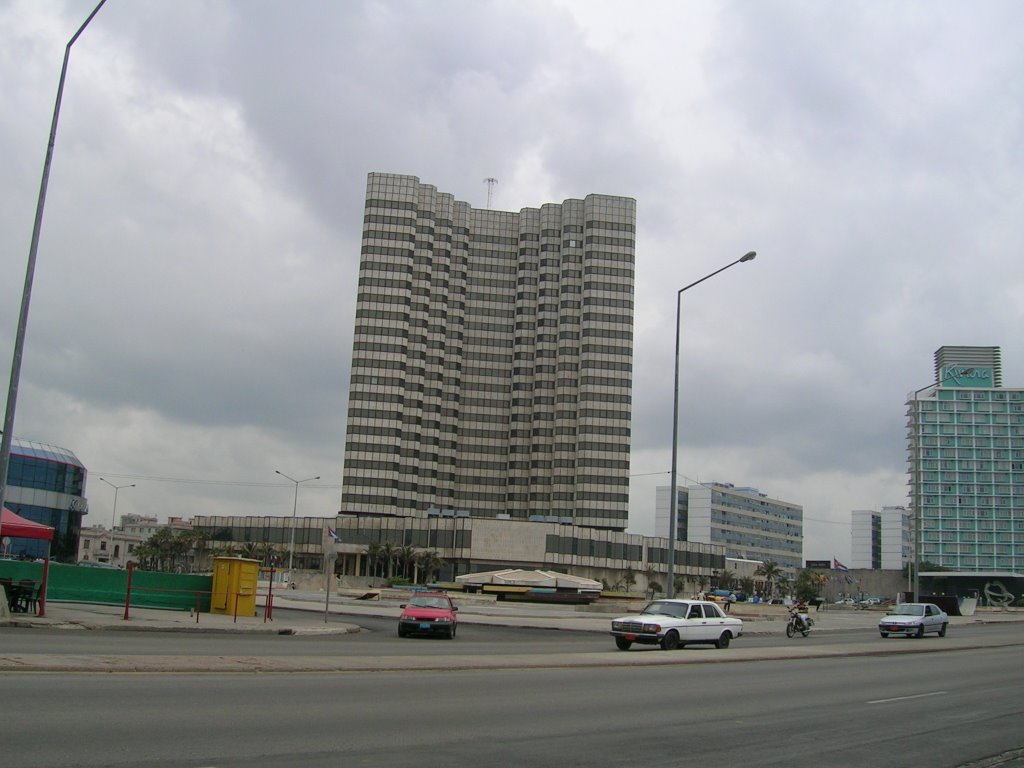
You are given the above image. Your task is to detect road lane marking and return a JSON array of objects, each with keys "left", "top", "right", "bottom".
[{"left": 868, "top": 691, "right": 948, "bottom": 704}]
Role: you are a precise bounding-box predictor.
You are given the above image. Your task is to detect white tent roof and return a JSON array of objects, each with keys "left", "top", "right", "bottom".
[{"left": 455, "top": 568, "right": 602, "bottom": 590}]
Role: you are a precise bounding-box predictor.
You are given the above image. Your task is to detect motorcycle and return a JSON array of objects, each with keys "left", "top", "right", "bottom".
[{"left": 785, "top": 610, "right": 813, "bottom": 638}]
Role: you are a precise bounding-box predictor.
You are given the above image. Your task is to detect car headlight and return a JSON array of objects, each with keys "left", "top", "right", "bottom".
[{"left": 643, "top": 623, "right": 661, "bottom": 633}]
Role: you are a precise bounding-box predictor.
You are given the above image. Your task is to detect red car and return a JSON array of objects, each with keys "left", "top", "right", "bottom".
[{"left": 397, "top": 592, "right": 458, "bottom": 639}]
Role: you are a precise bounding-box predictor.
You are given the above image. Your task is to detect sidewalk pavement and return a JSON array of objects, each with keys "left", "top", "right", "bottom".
[{"left": 4, "top": 592, "right": 1023, "bottom": 636}]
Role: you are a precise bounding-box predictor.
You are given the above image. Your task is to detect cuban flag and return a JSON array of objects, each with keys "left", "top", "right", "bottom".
[
  {"left": 833, "top": 558, "right": 849, "bottom": 571},
  {"left": 327, "top": 527, "right": 341, "bottom": 542}
]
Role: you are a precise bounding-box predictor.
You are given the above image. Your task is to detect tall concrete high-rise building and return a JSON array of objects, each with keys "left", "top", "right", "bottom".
[
  {"left": 342, "top": 173, "right": 636, "bottom": 530},
  {"left": 906, "top": 346, "right": 1023, "bottom": 573}
]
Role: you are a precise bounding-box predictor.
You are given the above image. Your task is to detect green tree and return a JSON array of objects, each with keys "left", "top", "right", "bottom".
[
  {"left": 794, "top": 569, "right": 824, "bottom": 601},
  {"left": 396, "top": 545, "right": 417, "bottom": 580},
  {"left": 755, "top": 560, "right": 783, "bottom": 598},
  {"left": 623, "top": 568, "right": 636, "bottom": 593},
  {"left": 364, "top": 543, "right": 382, "bottom": 577},
  {"left": 380, "top": 542, "right": 396, "bottom": 579},
  {"left": 415, "top": 550, "right": 445, "bottom": 584},
  {"left": 716, "top": 569, "right": 736, "bottom": 591}
]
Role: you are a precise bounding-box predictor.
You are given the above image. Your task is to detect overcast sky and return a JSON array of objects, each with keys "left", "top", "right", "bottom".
[{"left": 3, "top": 0, "right": 1022, "bottom": 562}]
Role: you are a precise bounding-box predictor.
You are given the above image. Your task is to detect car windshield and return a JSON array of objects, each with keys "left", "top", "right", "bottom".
[
  {"left": 889, "top": 604, "right": 925, "bottom": 616},
  {"left": 409, "top": 596, "right": 450, "bottom": 609},
  {"left": 642, "top": 601, "right": 688, "bottom": 618}
]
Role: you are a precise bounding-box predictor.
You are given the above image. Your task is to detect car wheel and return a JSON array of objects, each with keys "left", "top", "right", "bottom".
[
  {"left": 716, "top": 631, "right": 731, "bottom": 649},
  {"left": 615, "top": 637, "right": 632, "bottom": 651},
  {"left": 397, "top": 627, "right": 407, "bottom": 638},
  {"left": 880, "top": 631, "right": 889, "bottom": 638},
  {"left": 446, "top": 625, "right": 455, "bottom": 639},
  {"left": 660, "top": 630, "right": 681, "bottom": 651},
  {"left": 915, "top": 624, "right": 925, "bottom": 639},
  {"left": 938, "top": 623, "right": 947, "bottom": 637}
]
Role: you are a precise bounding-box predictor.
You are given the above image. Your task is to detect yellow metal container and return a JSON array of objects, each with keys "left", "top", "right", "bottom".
[{"left": 210, "top": 557, "right": 260, "bottom": 616}]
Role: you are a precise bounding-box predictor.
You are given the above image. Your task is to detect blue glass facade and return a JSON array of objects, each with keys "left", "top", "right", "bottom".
[{"left": 2, "top": 439, "right": 87, "bottom": 562}]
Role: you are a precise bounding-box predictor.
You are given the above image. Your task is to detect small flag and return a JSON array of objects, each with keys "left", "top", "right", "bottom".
[
  {"left": 833, "top": 558, "right": 849, "bottom": 571},
  {"left": 327, "top": 527, "right": 341, "bottom": 542}
]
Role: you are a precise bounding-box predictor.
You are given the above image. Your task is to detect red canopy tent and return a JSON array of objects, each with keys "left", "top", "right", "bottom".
[{"left": 0, "top": 507, "right": 55, "bottom": 616}]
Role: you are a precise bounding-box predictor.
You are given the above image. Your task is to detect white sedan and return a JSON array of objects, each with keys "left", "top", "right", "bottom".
[
  {"left": 878, "top": 602, "right": 949, "bottom": 638},
  {"left": 610, "top": 599, "right": 743, "bottom": 651}
]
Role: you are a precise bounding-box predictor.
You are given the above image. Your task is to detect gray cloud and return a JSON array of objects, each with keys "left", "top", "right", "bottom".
[{"left": 2, "top": 0, "right": 1023, "bottom": 562}]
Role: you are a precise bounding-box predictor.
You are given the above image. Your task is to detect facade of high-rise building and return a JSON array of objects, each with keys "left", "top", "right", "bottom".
[
  {"left": 906, "top": 346, "right": 1023, "bottom": 573},
  {"left": 655, "top": 482, "right": 803, "bottom": 579},
  {"left": 342, "top": 173, "right": 636, "bottom": 530},
  {"left": 850, "top": 506, "right": 910, "bottom": 570}
]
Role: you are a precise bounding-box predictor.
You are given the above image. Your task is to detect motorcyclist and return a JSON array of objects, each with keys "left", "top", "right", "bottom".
[{"left": 789, "top": 601, "right": 809, "bottom": 631}]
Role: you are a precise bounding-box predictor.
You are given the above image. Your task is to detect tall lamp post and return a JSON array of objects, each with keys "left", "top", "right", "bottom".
[
  {"left": 910, "top": 367, "right": 973, "bottom": 602},
  {"left": 275, "top": 470, "right": 320, "bottom": 585},
  {"left": 99, "top": 477, "right": 135, "bottom": 531},
  {"left": 667, "top": 251, "right": 757, "bottom": 598},
  {"left": 0, "top": 0, "right": 108, "bottom": 517}
]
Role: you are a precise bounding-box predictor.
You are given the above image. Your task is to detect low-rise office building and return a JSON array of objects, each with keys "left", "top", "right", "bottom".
[{"left": 191, "top": 511, "right": 731, "bottom": 595}]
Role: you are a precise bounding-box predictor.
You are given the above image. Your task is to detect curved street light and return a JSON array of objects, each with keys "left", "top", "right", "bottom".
[
  {"left": 275, "top": 470, "right": 320, "bottom": 585},
  {"left": 0, "top": 0, "right": 108, "bottom": 516},
  {"left": 98, "top": 477, "right": 135, "bottom": 531},
  {"left": 667, "top": 251, "right": 757, "bottom": 598}
]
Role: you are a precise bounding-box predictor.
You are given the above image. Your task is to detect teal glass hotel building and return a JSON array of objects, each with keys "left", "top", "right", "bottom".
[{"left": 907, "top": 346, "right": 1024, "bottom": 573}]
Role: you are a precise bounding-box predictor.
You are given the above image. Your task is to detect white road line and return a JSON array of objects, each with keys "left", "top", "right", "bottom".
[{"left": 868, "top": 691, "right": 948, "bottom": 705}]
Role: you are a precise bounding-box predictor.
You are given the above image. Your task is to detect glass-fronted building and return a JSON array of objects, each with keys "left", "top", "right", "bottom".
[
  {"left": 906, "top": 346, "right": 1024, "bottom": 574},
  {"left": 1, "top": 438, "right": 88, "bottom": 561}
]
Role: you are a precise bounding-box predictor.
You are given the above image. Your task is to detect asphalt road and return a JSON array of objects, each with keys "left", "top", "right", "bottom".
[
  {"left": 2, "top": 622, "right": 1024, "bottom": 765},
  {"left": 1, "top": 607, "right": 1018, "bottom": 657},
  {"left": 3, "top": 641, "right": 1022, "bottom": 768}
]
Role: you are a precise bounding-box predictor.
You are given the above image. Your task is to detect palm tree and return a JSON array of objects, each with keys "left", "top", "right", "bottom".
[
  {"left": 716, "top": 569, "right": 735, "bottom": 591},
  {"left": 396, "top": 545, "right": 417, "bottom": 580},
  {"left": 380, "top": 542, "right": 396, "bottom": 579},
  {"left": 755, "top": 560, "right": 783, "bottom": 599},
  {"left": 364, "top": 543, "right": 382, "bottom": 577},
  {"left": 415, "top": 550, "right": 445, "bottom": 584}
]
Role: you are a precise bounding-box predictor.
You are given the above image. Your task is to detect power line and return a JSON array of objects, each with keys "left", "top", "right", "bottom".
[{"left": 92, "top": 473, "right": 340, "bottom": 490}]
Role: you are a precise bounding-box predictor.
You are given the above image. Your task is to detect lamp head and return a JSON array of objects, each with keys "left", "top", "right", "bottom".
[{"left": 740, "top": 251, "right": 756, "bottom": 262}]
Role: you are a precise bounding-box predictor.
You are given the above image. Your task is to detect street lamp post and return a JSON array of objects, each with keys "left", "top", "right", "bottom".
[
  {"left": 667, "top": 251, "right": 756, "bottom": 598},
  {"left": 910, "top": 367, "right": 973, "bottom": 602},
  {"left": 98, "top": 477, "right": 135, "bottom": 531},
  {"left": 275, "top": 470, "right": 320, "bottom": 586},
  {"left": 0, "top": 0, "right": 108, "bottom": 517}
]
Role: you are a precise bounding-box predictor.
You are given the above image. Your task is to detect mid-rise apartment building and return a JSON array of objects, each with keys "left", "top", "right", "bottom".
[
  {"left": 342, "top": 173, "right": 636, "bottom": 530},
  {"left": 655, "top": 482, "right": 803, "bottom": 578}
]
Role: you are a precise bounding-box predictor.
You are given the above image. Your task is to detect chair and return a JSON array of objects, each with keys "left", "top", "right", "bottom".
[{"left": 17, "top": 580, "right": 39, "bottom": 614}]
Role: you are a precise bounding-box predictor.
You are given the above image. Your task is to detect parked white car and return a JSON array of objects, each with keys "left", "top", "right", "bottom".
[
  {"left": 878, "top": 602, "right": 949, "bottom": 638},
  {"left": 610, "top": 599, "right": 743, "bottom": 651}
]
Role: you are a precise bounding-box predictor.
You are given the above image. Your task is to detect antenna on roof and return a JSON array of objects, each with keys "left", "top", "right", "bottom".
[{"left": 483, "top": 177, "right": 498, "bottom": 209}]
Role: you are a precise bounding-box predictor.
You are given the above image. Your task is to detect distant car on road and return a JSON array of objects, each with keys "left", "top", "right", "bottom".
[
  {"left": 397, "top": 592, "right": 458, "bottom": 639},
  {"left": 610, "top": 599, "right": 743, "bottom": 651},
  {"left": 878, "top": 603, "right": 948, "bottom": 638}
]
